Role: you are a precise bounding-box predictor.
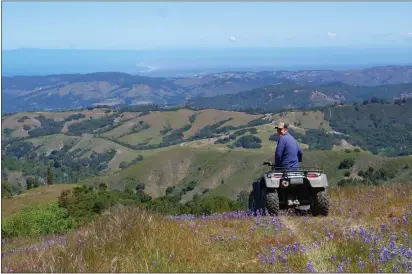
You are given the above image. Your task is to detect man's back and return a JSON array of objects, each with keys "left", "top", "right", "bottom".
[{"left": 275, "top": 132, "right": 302, "bottom": 169}]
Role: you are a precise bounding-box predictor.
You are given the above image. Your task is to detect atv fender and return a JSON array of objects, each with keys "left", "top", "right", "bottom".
[
  {"left": 264, "top": 175, "right": 280, "bottom": 188},
  {"left": 308, "top": 174, "right": 329, "bottom": 188}
]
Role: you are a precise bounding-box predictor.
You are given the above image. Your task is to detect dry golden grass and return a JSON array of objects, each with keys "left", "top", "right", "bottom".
[
  {"left": 1, "top": 185, "right": 411, "bottom": 273},
  {"left": 272, "top": 110, "right": 330, "bottom": 130},
  {"left": 184, "top": 109, "right": 261, "bottom": 139}
]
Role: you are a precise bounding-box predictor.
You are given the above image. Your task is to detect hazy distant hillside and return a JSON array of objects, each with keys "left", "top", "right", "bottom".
[
  {"left": 276, "top": 65, "right": 412, "bottom": 86},
  {"left": 1, "top": 72, "right": 282, "bottom": 113},
  {"left": 188, "top": 82, "right": 412, "bottom": 111},
  {"left": 3, "top": 65, "right": 412, "bottom": 112}
]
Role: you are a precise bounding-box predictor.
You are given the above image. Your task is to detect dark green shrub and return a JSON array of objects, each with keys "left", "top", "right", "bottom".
[
  {"left": 234, "top": 135, "right": 262, "bottom": 149},
  {"left": 23, "top": 125, "right": 31, "bottom": 131},
  {"left": 338, "top": 159, "right": 355, "bottom": 169}
]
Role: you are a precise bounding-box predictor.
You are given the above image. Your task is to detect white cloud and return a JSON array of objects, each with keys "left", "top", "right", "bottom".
[
  {"left": 155, "top": 8, "right": 168, "bottom": 18},
  {"left": 229, "top": 36, "right": 236, "bottom": 42},
  {"left": 401, "top": 32, "right": 412, "bottom": 37},
  {"left": 327, "top": 32, "right": 337, "bottom": 38}
]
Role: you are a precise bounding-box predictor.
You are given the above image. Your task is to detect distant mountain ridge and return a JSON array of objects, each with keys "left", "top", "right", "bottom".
[
  {"left": 2, "top": 65, "right": 412, "bottom": 113},
  {"left": 188, "top": 82, "right": 412, "bottom": 112}
]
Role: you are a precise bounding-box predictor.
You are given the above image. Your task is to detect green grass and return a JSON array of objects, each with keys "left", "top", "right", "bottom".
[
  {"left": 1, "top": 202, "right": 77, "bottom": 238},
  {"left": 83, "top": 146, "right": 412, "bottom": 200}
]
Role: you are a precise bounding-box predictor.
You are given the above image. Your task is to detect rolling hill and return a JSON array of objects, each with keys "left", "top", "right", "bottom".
[
  {"left": 84, "top": 146, "right": 412, "bottom": 200},
  {"left": 2, "top": 65, "right": 412, "bottom": 113},
  {"left": 2, "top": 100, "right": 411, "bottom": 200}
]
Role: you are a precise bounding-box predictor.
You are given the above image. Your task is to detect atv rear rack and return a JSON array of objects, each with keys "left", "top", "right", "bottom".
[{"left": 262, "top": 162, "right": 323, "bottom": 173}]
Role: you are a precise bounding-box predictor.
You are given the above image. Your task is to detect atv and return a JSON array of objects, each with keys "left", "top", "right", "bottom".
[{"left": 249, "top": 162, "right": 330, "bottom": 216}]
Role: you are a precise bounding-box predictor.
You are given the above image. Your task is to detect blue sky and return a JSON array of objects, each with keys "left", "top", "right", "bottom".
[{"left": 2, "top": 2, "right": 412, "bottom": 50}]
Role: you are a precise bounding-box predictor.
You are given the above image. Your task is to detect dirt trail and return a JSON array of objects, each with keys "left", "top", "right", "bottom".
[
  {"left": 281, "top": 216, "right": 329, "bottom": 271},
  {"left": 280, "top": 214, "right": 367, "bottom": 272}
]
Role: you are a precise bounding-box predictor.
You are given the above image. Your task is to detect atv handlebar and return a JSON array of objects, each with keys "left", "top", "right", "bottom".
[{"left": 263, "top": 161, "right": 275, "bottom": 167}]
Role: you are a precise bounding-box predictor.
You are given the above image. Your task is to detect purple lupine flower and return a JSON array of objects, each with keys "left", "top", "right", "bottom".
[
  {"left": 326, "top": 227, "right": 334, "bottom": 240},
  {"left": 260, "top": 254, "right": 268, "bottom": 264},
  {"left": 337, "top": 262, "right": 345, "bottom": 272},
  {"left": 305, "top": 260, "right": 316, "bottom": 273},
  {"left": 379, "top": 247, "right": 390, "bottom": 264},
  {"left": 402, "top": 216, "right": 408, "bottom": 225},
  {"left": 370, "top": 248, "right": 375, "bottom": 261},
  {"left": 292, "top": 242, "right": 299, "bottom": 253},
  {"left": 358, "top": 260, "right": 365, "bottom": 269},
  {"left": 284, "top": 245, "right": 291, "bottom": 254},
  {"left": 270, "top": 253, "right": 276, "bottom": 264},
  {"left": 401, "top": 230, "right": 408, "bottom": 241},
  {"left": 401, "top": 261, "right": 407, "bottom": 270},
  {"left": 393, "top": 265, "right": 399, "bottom": 272},
  {"left": 406, "top": 248, "right": 412, "bottom": 259},
  {"left": 391, "top": 250, "right": 397, "bottom": 259}
]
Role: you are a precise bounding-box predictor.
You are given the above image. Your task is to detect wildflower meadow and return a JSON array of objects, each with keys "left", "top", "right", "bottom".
[{"left": 1, "top": 185, "right": 411, "bottom": 273}]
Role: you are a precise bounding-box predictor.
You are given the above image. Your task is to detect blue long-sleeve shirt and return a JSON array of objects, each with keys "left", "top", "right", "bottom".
[{"left": 274, "top": 133, "right": 303, "bottom": 170}]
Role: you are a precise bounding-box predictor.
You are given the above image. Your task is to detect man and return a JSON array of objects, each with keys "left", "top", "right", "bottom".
[{"left": 273, "top": 122, "right": 303, "bottom": 170}]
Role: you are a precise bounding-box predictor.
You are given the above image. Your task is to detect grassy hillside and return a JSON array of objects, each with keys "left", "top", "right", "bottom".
[
  {"left": 1, "top": 184, "right": 74, "bottom": 218},
  {"left": 1, "top": 184, "right": 411, "bottom": 272},
  {"left": 2, "top": 104, "right": 412, "bottom": 199},
  {"left": 324, "top": 99, "right": 412, "bottom": 156},
  {"left": 85, "top": 146, "right": 412, "bottom": 200}
]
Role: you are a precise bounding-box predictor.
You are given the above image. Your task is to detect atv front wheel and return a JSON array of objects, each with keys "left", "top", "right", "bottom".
[
  {"left": 266, "top": 190, "right": 280, "bottom": 216},
  {"left": 311, "top": 190, "right": 329, "bottom": 216}
]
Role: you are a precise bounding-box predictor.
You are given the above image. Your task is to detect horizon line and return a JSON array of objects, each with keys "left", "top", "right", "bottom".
[{"left": 3, "top": 46, "right": 412, "bottom": 51}]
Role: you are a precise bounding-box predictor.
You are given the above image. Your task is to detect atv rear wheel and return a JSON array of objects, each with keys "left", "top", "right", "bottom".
[
  {"left": 248, "top": 191, "right": 257, "bottom": 213},
  {"left": 266, "top": 190, "right": 280, "bottom": 216},
  {"left": 311, "top": 190, "right": 329, "bottom": 216}
]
